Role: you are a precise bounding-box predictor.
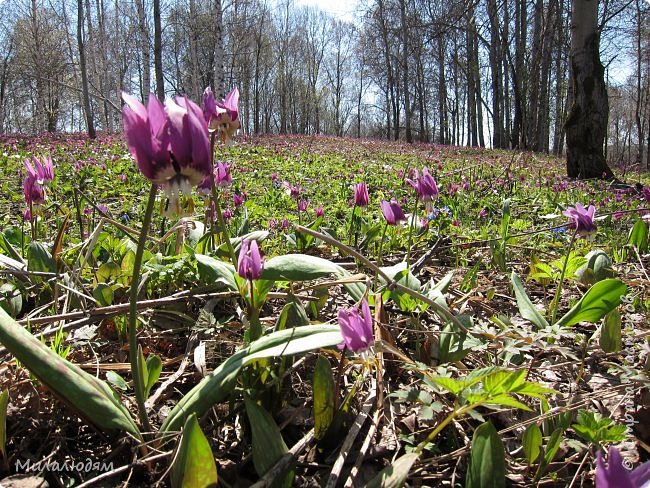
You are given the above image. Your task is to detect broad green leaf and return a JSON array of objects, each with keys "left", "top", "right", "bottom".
[
  {"left": 195, "top": 254, "right": 237, "bottom": 291},
  {"left": 245, "top": 398, "right": 293, "bottom": 487},
  {"left": 27, "top": 242, "right": 56, "bottom": 275},
  {"left": 0, "top": 389, "right": 8, "bottom": 463},
  {"left": 628, "top": 219, "right": 649, "bottom": 254},
  {"left": 262, "top": 254, "right": 364, "bottom": 300},
  {"left": 96, "top": 261, "right": 122, "bottom": 283},
  {"left": 511, "top": 272, "right": 548, "bottom": 329},
  {"left": 542, "top": 428, "right": 563, "bottom": 465},
  {"left": 0, "top": 307, "right": 140, "bottom": 437},
  {"left": 466, "top": 421, "right": 506, "bottom": 488},
  {"left": 366, "top": 452, "right": 419, "bottom": 488},
  {"left": 466, "top": 393, "right": 532, "bottom": 411},
  {"left": 599, "top": 309, "right": 622, "bottom": 353},
  {"left": 500, "top": 199, "right": 511, "bottom": 241},
  {"left": 430, "top": 376, "right": 463, "bottom": 395},
  {"left": 92, "top": 283, "right": 114, "bottom": 307},
  {"left": 438, "top": 323, "right": 474, "bottom": 363},
  {"left": 0, "top": 283, "right": 22, "bottom": 318},
  {"left": 170, "top": 413, "right": 218, "bottom": 488},
  {"left": 160, "top": 325, "right": 343, "bottom": 433},
  {"left": 572, "top": 410, "right": 627, "bottom": 445},
  {"left": 275, "top": 295, "right": 310, "bottom": 332},
  {"left": 556, "top": 279, "right": 627, "bottom": 327},
  {"left": 313, "top": 356, "right": 335, "bottom": 440},
  {"left": 522, "top": 423, "right": 542, "bottom": 465}
]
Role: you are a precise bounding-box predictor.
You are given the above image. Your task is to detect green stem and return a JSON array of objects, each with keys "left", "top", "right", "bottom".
[
  {"left": 550, "top": 228, "right": 578, "bottom": 324},
  {"left": 406, "top": 199, "right": 419, "bottom": 270},
  {"left": 128, "top": 183, "right": 157, "bottom": 432},
  {"left": 209, "top": 135, "right": 236, "bottom": 264},
  {"left": 415, "top": 403, "right": 477, "bottom": 454},
  {"left": 347, "top": 204, "right": 357, "bottom": 247},
  {"left": 248, "top": 280, "right": 262, "bottom": 341},
  {"left": 377, "top": 222, "right": 389, "bottom": 265}
]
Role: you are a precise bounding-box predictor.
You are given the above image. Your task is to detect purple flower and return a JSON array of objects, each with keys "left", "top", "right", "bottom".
[
  {"left": 122, "top": 93, "right": 211, "bottom": 212},
  {"left": 478, "top": 208, "right": 488, "bottom": 219},
  {"left": 406, "top": 168, "right": 439, "bottom": 210},
  {"left": 203, "top": 87, "right": 240, "bottom": 143},
  {"left": 338, "top": 299, "right": 374, "bottom": 353},
  {"left": 297, "top": 199, "right": 309, "bottom": 212},
  {"left": 283, "top": 182, "right": 301, "bottom": 199},
  {"left": 23, "top": 174, "right": 46, "bottom": 207},
  {"left": 642, "top": 187, "right": 650, "bottom": 204},
  {"left": 281, "top": 218, "right": 290, "bottom": 229},
  {"left": 353, "top": 182, "right": 369, "bottom": 207},
  {"left": 233, "top": 193, "right": 245, "bottom": 207},
  {"left": 596, "top": 447, "right": 650, "bottom": 488},
  {"left": 25, "top": 156, "right": 54, "bottom": 184},
  {"left": 380, "top": 200, "right": 407, "bottom": 226},
  {"left": 315, "top": 206, "right": 324, "bottom": 218},
  {"left": 237, "top": 239, "right": 264, "bottom": 280},
  {"left": 98, "top": 204, "right": 109, "bottom": 215},
  {"left": 563, "top": 203, "right": 596, "bottom": 235},
  {"left": 268, "top": 218, "right": 278, "bottom": 229},
  {"left": 222, "top": 208, "right": 233, "bottom": 221}
]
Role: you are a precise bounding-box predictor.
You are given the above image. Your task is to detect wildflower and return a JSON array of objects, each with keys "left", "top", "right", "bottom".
[
  {"left": 222, "top": 208, "right": 233, "bottom": 221},
  {"left": 353, "top": 182, "right": 369, "bottom": 207},
  {"left": 315, "top": 206, "right": 324, "bottom": 218},
  {"left": 233, "top": 193, "right": 245, "bottom": 207},
  {"left": 478, "top": 208, "right": 488, "bottom": 219},
  {"left": 642, "top": 187, "right": 650, "bottom": 203},
  {"left": 98, "top": 205, "right": 109, "bottom": 215},
  {"left": 380, "top": 200, "right": 406, "bottom": 226},
  {"left": 406, "top": 167, "right": 439, "bottom": 210},
  {"left": 297, "top": 199, "right": 309, "bottom": 212},
  {"left": 121, "top": 92, "right": 211, "bottom": 215},
  {"left": 120, "top": 174, "right": 127, "bottom": 183},
  {"left": 283, "top": 182, "right": 301, "bottom": 199},
  {"left": 23, "top": 174, "right": 46, "bottom": 207},
  {"left": 25, "top": 156, "right": 54, "bottom": 184},
  {"left": 23, "top": 208, "right": 32, "bottom": 221},
  {"left": 202, "top": 87, "right": 240, "bottom": 144},
  {"left": 563, "top": 203, "right": 596, "bottom": 235},
  {"left": 268, "top": 218, "right": 278, "bottom": 229},
  {"left": 281, "top": 218, "right": 290, "bottom": 229},
  {"left": 237, "top": 239, "right": 264, "bottom": 280},
  {"left": 595, "top": 447, "right": 650, "bottom": 488},
  {"left": 338, "top": 299, "right": 374, "bottom": 353}
]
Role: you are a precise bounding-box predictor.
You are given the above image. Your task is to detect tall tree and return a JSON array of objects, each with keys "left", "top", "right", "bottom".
[
  {"left": 564, "top": 0, "right": 614, "bottom": 178},
  {"left": 77, "top": 0, "right": 96, "bottom": 138}
]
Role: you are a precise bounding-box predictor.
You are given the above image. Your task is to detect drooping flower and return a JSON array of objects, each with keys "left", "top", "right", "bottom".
[
  {"left": 122, "top": 92, "right": 211, "bottom": 215},
  {"left": 25, "top": 156, "right": 54, "bottom": 184},
  {"left": 237, "top": 239, "right": 264, "bottom": 280},
  {"left": 380, "top": 200, "right": 407, "bottom": 226},
  {"left": 563, "top": 203, "right": 596, "bottom": 235},
  {"left": 595, "top": 447, "right": 650, "bottom": 488},
  {"left": 202, "top": 87, "right": 240, "bottom": 144},
  {"left": 406, "top": 167, "right": 439, "bottom": 210},
  {"left": 315, "top": 206, "right": 324, "bottom": 218},
  {"left": 23, "top": 174, "right": 46, "bottom": 207},
  {"left": 353, "top": 182, "right": 369, "bottom": 207},
  {"left": 338, "top": 299, "right": 374, "bottom": 353}
]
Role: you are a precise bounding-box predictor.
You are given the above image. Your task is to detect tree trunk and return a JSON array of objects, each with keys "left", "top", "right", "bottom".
[
  {"left": 213, "top": 0, "right": 225, "bottom": 98},
  {"left": 400, "top": 0, "right": 412, "bottom": 143},
  {"left": 565, "top": 0, "right": 614, "bottom": 179},
  {"left": 135, "top": 0, "right": 150, "bottom": 101},
  {"left": 78, "top": 0, "right": 96, "bottom": 138},
  {"left": 153, "top": 0, "right": 164, "bottom": 100}
]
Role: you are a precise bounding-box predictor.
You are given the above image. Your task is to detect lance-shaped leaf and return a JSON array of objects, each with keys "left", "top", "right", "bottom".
[
  {"left": 312, "top": 355, "right": 335, "bottom": 440},
  {"left": 555, "top": 279, "right": 627, "bottom": 327},
  {"left": 170, "top": 413, "right": 218, "bottom": 488},
  {"left": 511, "top": 271, "right": 548, "bottom": 329},
  {"left": 160, "top": 325, "right": 343, "bottom": 433},
  {"left": 466, "top": 421, "right": 506, "bottom": 488},
  {"left": 261, "top": 254, "right": 365, "bottom": 301},
  {"left": 245, "top": 397, "right": 293, "bottom": 486},
  {"left": 0, "top": 307, "right": 140, "bottom": 437},
  {"left": 366, "top": 452, "right": 420, "bottom": 488}
]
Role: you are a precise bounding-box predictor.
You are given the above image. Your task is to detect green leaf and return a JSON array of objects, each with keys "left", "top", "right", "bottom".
[
  {"left": 106, "top": 371, "right": 128, "bottom": 391},
  {"left": 160, "top": 325, "right": 343, "bottom": 433},
  {"left": 92, "top": 283, "right": 114, "bottom": 307},
  {"left": 96, "top": 261, "right": 122, "bottom": 283},
  {"left": 27, "top": 242, "right": 56, "bottom": 275},
  {"left": 195, "top": 254, "right": 237, "bottom": 291},
  {"left": 262, "top": 254, "right": 364, "bottom": 300},
  {"left": 500, "top": 199, "right": 511, "bottom": 241},
  {"left": 556, "top": 279, "right": 627, "bottom": 327},
  {"left": 572, "top": 410, "right": 628, "bottom": 445},
  {"left": 466, "top": 421, "right": 506, "bottom": 488},
  {"left": 0, "top": 307, "right": 140, "bottom": 437},
  {"left": 511, "top": 272, "right": 549, "bottom": 329},
  {"left": 313, "top": 356, "right": 335, "bottom": 440},
  {"left": 366, "top": 452, "right": 419, "bottom": 488},
  {"left": 144, "top": 354, "right": 162, "bottom": 399},
  {"left": 245, "top": 397, "right": 293, "bottom": 487},
  {"left": 0, "top": 283, "right": 22, "bottom": 318},
  {"left": 628, "top": 219, "right": 649, "bottom": 253},
  {"left": 522, "top": 423, "right": 542, "bottom": 465},
  {"left": 599, "top": 309, "right": 622, "bottom": 353},
  {"left": 542, "top": 428, "right": 563, "bottom": 466},
  {"left": 170, "top": 413, "right": 218, "bottom": 488},
  {"left": 0, "top": 389, "right": 8, "bottom": 463}
]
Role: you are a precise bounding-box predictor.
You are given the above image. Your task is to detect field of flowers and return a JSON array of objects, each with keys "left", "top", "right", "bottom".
[{"left": 0, "top": 94, "right": 649, "bottom": 487}]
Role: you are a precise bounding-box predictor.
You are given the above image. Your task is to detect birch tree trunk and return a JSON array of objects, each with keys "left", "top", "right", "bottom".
[{"left": 565, "top": 0, "right": 614, "bottom": 178}]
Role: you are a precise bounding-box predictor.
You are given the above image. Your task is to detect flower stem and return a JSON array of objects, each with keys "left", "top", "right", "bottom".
[
  {"left": 347, "top": 204, "right": 357, "bottom": 246},
  {"left": 128, "top": 183, "right": 157, "bottom": 432},
  {"left": 209, "top": 134, "right": 236, "bottom": 264},
  {"left": 549, "top": 228, "right": 578, "bottom": 325},
  {"left": 377, "top": 222, "right": 389, "bottom": 265},
  {"left": 406, "top": 199, "right": 419, "bottom": 270}
]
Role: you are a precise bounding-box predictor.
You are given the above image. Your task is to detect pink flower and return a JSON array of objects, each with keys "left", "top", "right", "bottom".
[
  {"left": 233, "top": 193, "right": 245, "bottom": 207},
  {"left": 23, "top": 174, "right": 46, "bottom": 207},
  {"left": 380, "top": 200, "right": 407, "bottom": 226},
  {"left": 25, "top": 156, "right": 54, "bottom": 184},
  {"left": 121, "top": 92, "right": 211, "bottom": 211},
  {"left": 202, "top": 87, "right": 240, "bottom": 143},
  {"left": 297, "top": 199, "right": 309, "bottom": 212},
  {"left": 338, "top": 299, "right": 374, "bottom": 353},
  {"left": 237, "top": 239, "right": 264, "bottom": 280},
  {"left": 353, "top": 182, "right": 369, "bottom": 207},
  {"left": 563, "top": 203, "right": 596, "bottom": 235},
  {"left": 281, "top": 218, "right": 290, "bottom": 229},
  {"left": 268, "top": 218, "right": 278, "bottom": 229},
  {"left": 120, "top": 174, "right": 127, "bottom": 183},
  {"left": 406, "top": 167, "right": 439, "bottom": 210},
  {"left": 315, "top": 206, "right": 324, "bottom": 218}
]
